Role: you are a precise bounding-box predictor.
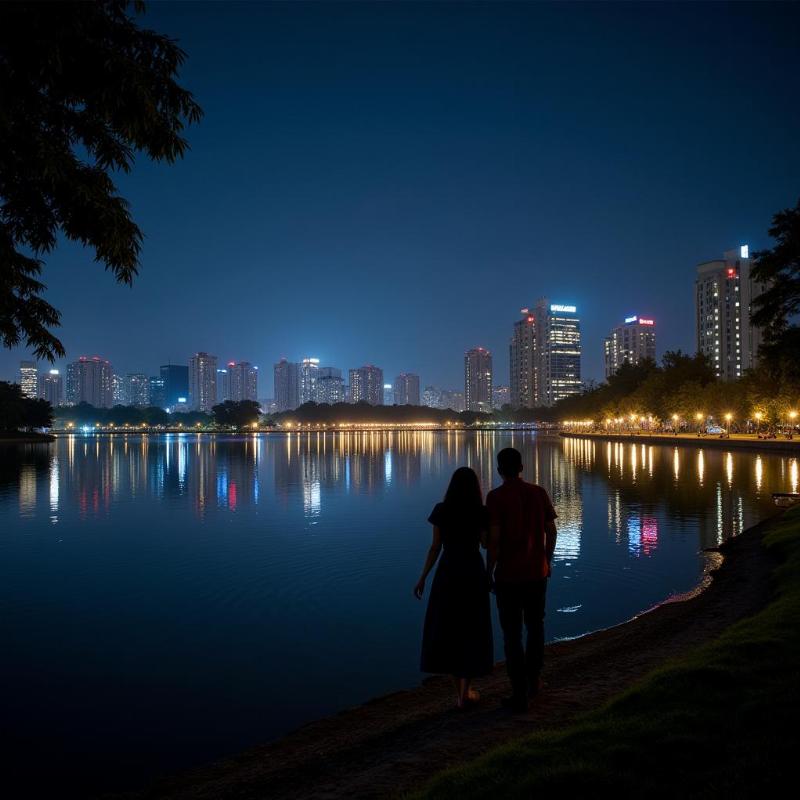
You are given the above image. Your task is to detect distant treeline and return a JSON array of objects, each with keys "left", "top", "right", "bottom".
[
  {"left": 268, "top": 401, "right": 550, "bottom": 426},
  {"left": 53, "top": 402, "right": 212, "bottom": 427}
]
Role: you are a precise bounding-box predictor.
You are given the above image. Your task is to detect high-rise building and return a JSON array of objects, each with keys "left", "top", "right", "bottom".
[
  {"left": 65, "top": 356, "right": 114, "bottom": 407},
  {"left": 216, "top": 368, "right": 230, "bottom": 403},
  {"left": 394, "top": 373, "right": 420, "bottom": 405},
  {"left": 604, "top": 315, "right": 657, "bottom": 378},
  {"left": 509, "top": 309, "right": 537, "bottom": 408},
  {"left": 464, "top": 347, "right": 492, "bottom": 413},
  {"left": 492, "top": 385, "right": 511, "bottom": 409},
  {"left": 299, "top": 358, "right": 320, "bottom": 404},
  {"left": 160, "top": 364, "right": 189, "bottom": 408},
  {"left": 274, "top": 359, "right": 300, "bottom": 412},
  {"left": 349, "top": 365, "right": 384, "bottom": 405},
  {"left": 695, "top": 246, "right": 764, "bottom": 380},
  {"left": 317, "top": 367, "right": 344, "bottom": 404},
  {"left": 112, "top": 374, "right": 124, "bottom": 405},
  {"left": 422, "top": 385, "right": 442, "bottom": 409},
  {"left": 19, "top": 361, "right": 38, "bottom": 398},
  {"left": 124, "top": 373, "right": 150, "bottom": 407},
  {"left": 228, "top": 361, "right": 258, "bottom": 402},
  {"left": 148, "top": 376, "right": 166, "bottom": 408},
  {"left": 534, "top": 300, "right": 581, "bottom": 406},
  {"left": 383, "top": 383, "right": 393, "bottom": 405},
  {"left": 189, "top": 352, "right": 217, "bottom": 412},
  {"left": 443, "top": 389, "right": 466, "bottom": 413},
  {"left": 38, "top": 369, "right": 63, "bottom": 406}
]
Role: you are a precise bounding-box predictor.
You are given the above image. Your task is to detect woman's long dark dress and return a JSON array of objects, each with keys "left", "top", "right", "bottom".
[{"left": 420, "top": 503, "right": 493, "bottom": 678}]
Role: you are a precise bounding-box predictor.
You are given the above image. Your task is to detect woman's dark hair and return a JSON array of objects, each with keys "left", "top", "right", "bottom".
[{"left": 443, "top": 466, "right": 483, "bottom": 513}]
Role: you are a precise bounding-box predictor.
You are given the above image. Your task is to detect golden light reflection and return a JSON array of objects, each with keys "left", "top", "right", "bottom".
[
  {"left": 755, "top": 456, "right": 763, "bottom": 492},
  {"left": 726, "top": 453, "right": 734, "bottom": 487},
  {"left": 697, "top": 450, "right": 705, "bottom": 485},
  {"left": 790, "top": 460, "right": 798, "bottom": 494}
]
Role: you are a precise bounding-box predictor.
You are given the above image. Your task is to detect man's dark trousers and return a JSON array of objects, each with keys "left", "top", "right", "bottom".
[{"left": 495, "top": 578, "right": 548, "bottom": 698}]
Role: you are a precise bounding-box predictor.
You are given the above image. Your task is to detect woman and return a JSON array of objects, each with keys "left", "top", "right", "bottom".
[{"left": 413, "top": 467, "right": 493, "bottom": 708}]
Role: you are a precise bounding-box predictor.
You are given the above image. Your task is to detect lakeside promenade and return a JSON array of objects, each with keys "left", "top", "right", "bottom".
[{"left": 560, "top": 430, "right": 800, "bottom": 454}]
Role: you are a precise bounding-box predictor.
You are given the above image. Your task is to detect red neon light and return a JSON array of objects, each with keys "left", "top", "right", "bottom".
[
  {"left": 639, "top": 318, "right": 654, "bottom": 326},
  {"left": 726, "top": 268, "right": 736, "bottom": 278}
]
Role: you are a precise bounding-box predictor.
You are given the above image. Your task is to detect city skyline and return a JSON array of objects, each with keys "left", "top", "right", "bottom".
[{"left": 0, "top": 3, "right": 797, "bottom": 389}]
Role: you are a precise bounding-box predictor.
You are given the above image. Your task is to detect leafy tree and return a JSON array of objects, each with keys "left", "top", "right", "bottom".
[
  {"left": 0, "top": 381, "right": 25, "bottom": 430},
  {"left": 751, "top": 199, "right": 800, "bottom": 383},
  {"left": 23, "top": 397, "right": 53, "bottom": 430},
  {"left": 212, "top": 400, "right": 262, "bottom": 429},
  {"left": 0, "top": 1, "right": 202, "bottom": 360}
]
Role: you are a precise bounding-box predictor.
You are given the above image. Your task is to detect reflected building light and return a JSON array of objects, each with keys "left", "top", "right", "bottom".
[
  {"left": 641, "top": 516, "right": 658, "bottom": 555},
  {"left": 726, "top": 453, "right": 734, "bottom": 487},
  {"left": 19, "top": 464, "right": 36, "bottom": 517},
  {"left": 627, "top": 515, "right": 642, "bottom": 557},
  {"left": 790, "top": 459, "right": 798, "bottom": 494},
  {"left": 630, "top": 444, "right": 637, "bottom": 481},
  {"left": 716, "top": 483, "right": 724, "bottom": 545},
  {"left": 648, "top": 446, "right": 654, "bottom": 477},
  {"left": 553, "top": 519, "right": 581, "bottom": 561},
  {"left": 755, "top": 456, "right": 763, "bottom": 492},
  {"left": 673, "top": 448, "right": 680, "bottom": 481},
  {"left": 49, "top": 455, "right": 59, "bottom": 517},
  {"left": 697, "top": 450, "right": 705, "bottom": 485}
]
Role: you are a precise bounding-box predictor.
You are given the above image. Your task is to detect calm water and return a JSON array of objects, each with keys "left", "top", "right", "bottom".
[{"left": 1, "top": 432, "right": 797, "bottom": 794}]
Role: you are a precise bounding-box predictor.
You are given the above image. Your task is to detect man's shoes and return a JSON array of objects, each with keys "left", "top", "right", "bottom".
[{"left": 500, "top": 695, "right": 529, "bottom": 713}]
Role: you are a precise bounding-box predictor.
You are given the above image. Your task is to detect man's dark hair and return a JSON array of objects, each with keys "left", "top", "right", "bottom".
[{"left": 497, "top": 447, "right": 523, "bottom": 477}]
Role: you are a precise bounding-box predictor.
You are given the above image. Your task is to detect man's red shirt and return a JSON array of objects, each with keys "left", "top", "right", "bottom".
[{"left": 486, "top": 477, "right": 557, "bottom": 583}]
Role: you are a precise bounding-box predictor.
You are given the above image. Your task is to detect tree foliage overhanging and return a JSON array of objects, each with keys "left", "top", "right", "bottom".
[{"left": 0, "top": 0, "right": 202, "bottom": 360}]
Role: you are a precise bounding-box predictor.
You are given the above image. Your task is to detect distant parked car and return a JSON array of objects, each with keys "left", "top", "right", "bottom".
[{"left": 706, "top": 425, "right": 727, "bottom": 435}]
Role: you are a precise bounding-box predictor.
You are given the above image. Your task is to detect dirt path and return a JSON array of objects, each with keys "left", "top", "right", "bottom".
[{"left": 133, "top": 518, "right": 779, "bottom": 800}]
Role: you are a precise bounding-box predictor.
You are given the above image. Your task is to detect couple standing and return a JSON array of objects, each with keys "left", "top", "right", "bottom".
[{"left": 414, "top": 447, "right": 558, "bottom": 712}]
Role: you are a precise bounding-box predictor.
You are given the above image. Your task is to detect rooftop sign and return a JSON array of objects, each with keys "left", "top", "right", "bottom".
[
  {"left": 625, "top": 315, "right": 638, "bottom": 323},
  {"left": 550, "top": 304, "right": 577, "bottom": 314}
]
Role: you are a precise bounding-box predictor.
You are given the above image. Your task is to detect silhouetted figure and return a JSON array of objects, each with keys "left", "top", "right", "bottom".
[
  {"left": 486, "top": 447, "right": 558, "bottom": 712},
  {"left": 414, "top": 467, "right": 493, "bottom": 708}
]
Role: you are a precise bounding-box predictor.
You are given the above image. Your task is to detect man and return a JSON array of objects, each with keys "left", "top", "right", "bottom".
[{"left": 486, "top": 447, "right": 558, "bottom": 712}]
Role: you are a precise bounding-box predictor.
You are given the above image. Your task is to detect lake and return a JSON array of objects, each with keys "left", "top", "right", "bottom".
[{"left": 1, "top": 431, "right": 796, "bottom": 796}]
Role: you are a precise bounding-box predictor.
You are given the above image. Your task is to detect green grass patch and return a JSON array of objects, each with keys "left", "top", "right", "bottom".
[{"left": 414, "top": 507, "right": 800, "bottom": 799}]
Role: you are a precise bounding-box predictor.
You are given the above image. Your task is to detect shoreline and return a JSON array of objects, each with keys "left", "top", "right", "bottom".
[
  {"left": 0, "top": 432, "right": 56, "bottom": 444},
  {"left": 128, "top": 515, "right": 780, "bottom": 800},
  {"left": 560, "top": 430, "right": 800, "bottom": 454}
]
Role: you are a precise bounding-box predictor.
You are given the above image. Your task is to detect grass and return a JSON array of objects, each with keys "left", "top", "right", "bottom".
[{"left": 414, "top": 507, "right": 800, "bottom": 799}]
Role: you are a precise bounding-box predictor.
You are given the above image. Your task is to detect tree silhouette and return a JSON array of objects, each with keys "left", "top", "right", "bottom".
[{"left": 0, "top": 1, "right": 202, "bottom": 360}]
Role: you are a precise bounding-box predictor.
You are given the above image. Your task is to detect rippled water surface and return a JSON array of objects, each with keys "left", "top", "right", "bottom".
[{"left": 1, "top": 432, "right": 796, "bottom": 793}]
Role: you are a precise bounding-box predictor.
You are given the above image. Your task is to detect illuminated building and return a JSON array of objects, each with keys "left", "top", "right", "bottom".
[
  {"left": 394, "top": 373, "right": 420, "bottom": 406},
  {"left": 534, "top": 299, "right": 581, "bottom": 406},
  {"left": 38, "top": 369, "right": 63, "bottom": 406},
  {"left": 492, "top": 385, "right": 510, "bottom": 409},
  {"left": 604, "top": 315, "right": 656, "bottom": 378},
  {"left": 349, "top": 365, "right": 384, "bottom": 405},
  {"left": 317, "top": 367, "right": 344, "bottom": 404},
  {"left": 383, "top": 383, "right": 393, "bottom": 405},
  {"left": 123, "top": 373, "right": 150, "bottom": 407},
  {"left": 148, "top": 376, "right": 166, "bottom": 408},
  {"left": 112, "top": 374, "right": 124, "bottom": 405},
  {"left": 65, "top": 356, "right": 114, "bottom": 407},
  {"left": 216, "top": 368, "right": 230, "bottom": 402},
  {"left": 189, "top": 352, "right": 217, "bottom": 412},
  {"left": 274, "top": 359, "right": 300, "bottom": 411},
  {"left": 228, "top": 361, "right": 258, "bottom": 402},
  {"left": 422, "top": 385, "right": 442, "bottom": 408},
  {"left": 299, "top": 358, "right": 320, "bottom": 404},
  {"left": 695, "top": 246, "right": 764, "bottom": 380},
  {"left": 464, "top": 347, "right": 492, "bottom": 413},
  {"left": 160, "top": 364, "right": 189, "bottom": 408},
  {"left": 509, "top": 309, "right": 537, "bottom": 408},
  {"left": 19, "top": 361, "right": 38, "bottom": 398}
]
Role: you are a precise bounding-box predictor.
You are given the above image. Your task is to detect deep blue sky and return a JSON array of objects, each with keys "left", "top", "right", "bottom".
[{"left": 3, "top": 1, "right": 800, "bottom": 394}]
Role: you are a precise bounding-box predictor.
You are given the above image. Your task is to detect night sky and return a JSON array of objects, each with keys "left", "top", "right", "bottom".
[{"left": 3, "top": 1, "right": 800, "bottom": 394}]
